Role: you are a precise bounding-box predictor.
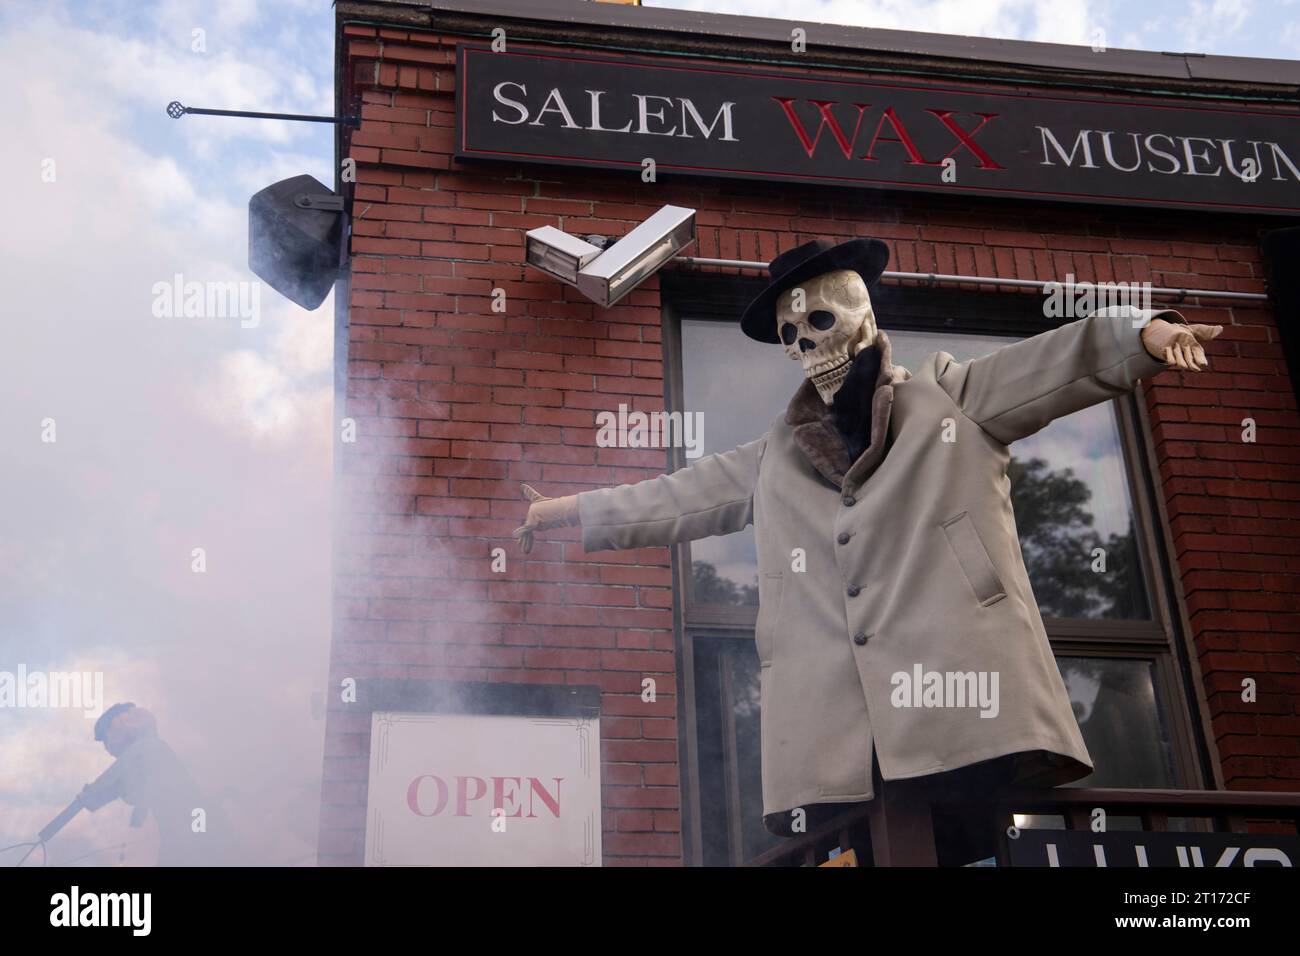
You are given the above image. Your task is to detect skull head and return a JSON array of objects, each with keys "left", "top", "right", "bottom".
[{"left": 776, "top": 270, "right": 877, "bottom": 405}]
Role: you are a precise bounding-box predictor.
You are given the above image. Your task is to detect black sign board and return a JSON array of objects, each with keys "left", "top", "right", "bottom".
[
  {"left": 1008, "top": 828, "right": 1300, "bottom": 867},
  {"left": 456, "top": 44, "right": 1300, "bottom": 215}
]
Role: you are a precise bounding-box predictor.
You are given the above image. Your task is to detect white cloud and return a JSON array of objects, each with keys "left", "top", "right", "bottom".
[
  {"left": 1177, "top": 0, "right": 1251, "bottom": 52},
  {"left": 646, "top": 0, "right": 1108, "bottom": 46},
  {"left": 647, "top": 0, "right": 1296, "bottom": 58}
]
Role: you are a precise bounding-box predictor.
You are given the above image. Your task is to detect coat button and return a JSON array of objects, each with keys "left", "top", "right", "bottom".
[
  {"left": 843, "top": 495, "right": 856, "bottom": 507},
  {"left": 847, "top": 585, "right": 860, "bottom": 597},
  {"left": 837, "top": 532, "right": 851, "bottom": 545},
  {"left": 853, "top": 632, "right": 869, "bottom": 646}
]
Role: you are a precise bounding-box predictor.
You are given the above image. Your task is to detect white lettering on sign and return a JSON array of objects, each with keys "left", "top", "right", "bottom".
[
  {"left": 491, "top": 81, "right": 737, "bottom": 141},
  {"left": 1036, "top": 127, "right": 1300, "bottom": 182}
]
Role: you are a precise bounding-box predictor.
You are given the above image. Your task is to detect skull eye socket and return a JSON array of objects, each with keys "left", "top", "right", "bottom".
[
  {"left": 779, "top": 322, "right": 797, "bottom": 345},
  {"left": 809, "top": 310, "right": 836, "bottom": 331}
]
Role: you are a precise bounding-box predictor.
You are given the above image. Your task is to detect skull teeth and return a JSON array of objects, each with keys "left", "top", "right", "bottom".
[
  {"left": 803, "top": 352, "right": 850, "bottom": 373},
  {"left": 811, "top": 357, "right": 850, "bottom": 390}
]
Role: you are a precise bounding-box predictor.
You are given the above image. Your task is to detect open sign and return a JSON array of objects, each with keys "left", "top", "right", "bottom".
[{"left": 365, "top": 712, "right": 600, "bottom": 866}]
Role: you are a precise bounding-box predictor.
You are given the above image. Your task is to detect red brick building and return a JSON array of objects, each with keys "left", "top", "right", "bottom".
[{"left": 320, "top": 0, "right": 1300, "bottom": 866}]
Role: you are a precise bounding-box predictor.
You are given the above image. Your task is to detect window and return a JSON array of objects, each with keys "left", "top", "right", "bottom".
[{"left": 664, "top": 277, "right": 1206, "bottom": 866}]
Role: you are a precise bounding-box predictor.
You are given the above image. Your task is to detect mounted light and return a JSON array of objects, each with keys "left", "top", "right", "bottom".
[
  {"left": 524, "top": 205, "right": 697, "bottom": 307},
  {"left": 524, "top": 226, "right": 604, "bottom": 285},
  {"left": 576, "top": 205, "right": 695, "bottom": 307}
]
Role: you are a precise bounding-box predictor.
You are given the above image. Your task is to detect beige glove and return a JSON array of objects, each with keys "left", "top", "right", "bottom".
[
  {"left": 512, "top": 484, "right": 581, "bottom": 553},
  {"left": 1140, "top": 317, "right": 1223, "bottom": 372}
]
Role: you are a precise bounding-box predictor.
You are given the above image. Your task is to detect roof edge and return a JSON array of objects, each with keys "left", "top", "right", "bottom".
[{"left": 337, "top": 0, "right": 1300, "bottom": 98}]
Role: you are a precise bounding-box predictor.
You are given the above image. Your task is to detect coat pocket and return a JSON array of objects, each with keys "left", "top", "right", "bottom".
[
  {"left": 941, "top": 512, "right": 1007, "bottom": 607},
  {"left": 754, "top": 571, "right": 786, "bottom": 664}
]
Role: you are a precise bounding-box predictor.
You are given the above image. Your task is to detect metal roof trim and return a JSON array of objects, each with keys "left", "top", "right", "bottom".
[{"left": 339, "top": 0, "right": 1300, "bottom": 92}]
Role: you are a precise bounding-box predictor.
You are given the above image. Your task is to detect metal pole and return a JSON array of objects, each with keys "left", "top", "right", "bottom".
[
  {"left": 166, "top": 101, "right": 361, "bottom": 128},
  {"left": 673, "top": 256, "right": 1269, "bottom": 303}
]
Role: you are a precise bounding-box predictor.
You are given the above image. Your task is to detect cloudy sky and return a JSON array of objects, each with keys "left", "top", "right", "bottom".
[
  {"left": 652, "top": 0, "right": 1300, "bottom": 57},
  {"left": 0, "top": 0, "right": 1293, "bottom": 867}
]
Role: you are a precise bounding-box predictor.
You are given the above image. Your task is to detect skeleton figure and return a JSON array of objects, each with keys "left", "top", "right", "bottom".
[{"left": 777, "top": 269, "right": 877, "bottom": 405}]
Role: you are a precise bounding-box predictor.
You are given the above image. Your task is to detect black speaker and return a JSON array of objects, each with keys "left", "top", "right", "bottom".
[{"left": 249, "top": 174, "right": 344, "bottom": 310}]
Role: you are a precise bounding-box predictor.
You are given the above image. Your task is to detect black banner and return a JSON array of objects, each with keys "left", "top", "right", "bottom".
[
  {"left": 456, "top": 44, "right": 1300, "bottom": 215},
  {"left": 0, "top": 865, "right": 1292, "bottom": 940}
]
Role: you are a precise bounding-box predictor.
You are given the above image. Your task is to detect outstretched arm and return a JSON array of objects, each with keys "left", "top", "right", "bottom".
[
  {"left": 936, "top": 305, "right": 1221, "bottom": 445},
  {"left": 513, "top": 436, "right": 768, "bottom": 553}
]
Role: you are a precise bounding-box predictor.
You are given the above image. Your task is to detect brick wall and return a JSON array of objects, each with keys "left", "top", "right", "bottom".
[{"left": 318, "top": 24, "right": 1300, "bottom": 864}]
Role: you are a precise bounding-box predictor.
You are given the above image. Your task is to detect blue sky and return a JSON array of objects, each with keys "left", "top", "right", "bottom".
[{"left": 0, "top": 0, "right": 1294, "bottom": 866}]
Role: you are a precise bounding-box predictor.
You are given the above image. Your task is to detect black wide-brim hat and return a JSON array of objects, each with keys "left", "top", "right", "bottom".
[{"left": 740, "top": 237, "right": 890, "bottom": 343}]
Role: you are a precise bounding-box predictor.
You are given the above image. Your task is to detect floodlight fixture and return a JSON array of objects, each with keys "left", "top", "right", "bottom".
[
  {"left": 525, "top": 226, "right": 604, "bottom": 285},
  {"left": 523, "top": 205, "right": 697, "bottom": 307}
]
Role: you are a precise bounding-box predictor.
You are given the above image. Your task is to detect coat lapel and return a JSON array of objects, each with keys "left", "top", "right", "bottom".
[{"left": 785, "top": 330, "right": 906, "bottom": 489}]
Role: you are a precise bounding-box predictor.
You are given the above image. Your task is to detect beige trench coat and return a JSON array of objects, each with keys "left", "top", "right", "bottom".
[{"left": 577, "top": 308, "right": 1181, "bottom": 820}]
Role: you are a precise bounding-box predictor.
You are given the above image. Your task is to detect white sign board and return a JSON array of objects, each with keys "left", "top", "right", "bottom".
[{"left": 364, "top": 711, "right": 601, "bottom": 866}]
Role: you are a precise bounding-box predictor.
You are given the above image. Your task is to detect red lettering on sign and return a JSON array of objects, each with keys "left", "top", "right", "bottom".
[
  {"left": 527, "top": 778, "right": 563, "bottom": 818},
  {"left": 926, "top": 110, "right": 1004, "bottom": 169},
  {"left": 406, "top": 774, "right": 564, "bottom": 817},
  {"left": 772, "top": 97, "right": 871, "bottom": 159},
  {"left": 492, "top": 776, "right": 524, "bottom": 817},
  {"left": 456, "top": 775, "right": 488, "bottom": 816},
  {"left": 861, "top": 107, "right": 931, "bottom": 165},
  {"left": 407, "top": 775, "right": 449, "bottom": 816}
]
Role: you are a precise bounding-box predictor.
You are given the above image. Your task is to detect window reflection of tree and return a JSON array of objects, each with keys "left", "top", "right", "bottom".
[
  {"left": 731, "top": 655, "right": 762, "bottom": 722},
  {"left": 1009, "top": 456, "right": 1148, "bottom": 620},
  {"left": 692, "top": 561, "right": 758, "bottom": 606},
  {"left": 722, "top": 648, "right": 774, "bottom": 860}
]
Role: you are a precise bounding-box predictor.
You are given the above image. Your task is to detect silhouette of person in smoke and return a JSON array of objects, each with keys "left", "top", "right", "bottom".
[{"left": 90, "top": 702, "right": 235, "bottom": 866}]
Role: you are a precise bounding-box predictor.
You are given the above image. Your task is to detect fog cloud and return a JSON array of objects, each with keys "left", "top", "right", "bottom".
[{"left": 0, "top": 1, "right": 333, "bottom": 866}]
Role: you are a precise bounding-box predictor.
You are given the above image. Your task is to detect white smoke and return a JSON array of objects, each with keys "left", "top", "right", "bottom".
[{"left": 0, "top": 1, "right": 334, "bottom": 866}]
